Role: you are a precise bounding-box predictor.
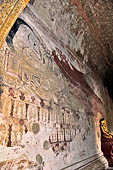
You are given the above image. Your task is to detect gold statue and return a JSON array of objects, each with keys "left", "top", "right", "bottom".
[{"left": 100, "top": 118, "right": 113, "bottom": 139}]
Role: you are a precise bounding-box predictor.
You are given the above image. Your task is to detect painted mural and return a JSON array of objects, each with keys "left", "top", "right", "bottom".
[{"left": 0, "top": 6, "right": 108, "bottom": 170}]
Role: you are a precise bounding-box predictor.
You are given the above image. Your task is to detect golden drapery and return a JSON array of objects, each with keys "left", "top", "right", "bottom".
[{"left": 0, "top": 0, "right": 29, "bottom": 49}]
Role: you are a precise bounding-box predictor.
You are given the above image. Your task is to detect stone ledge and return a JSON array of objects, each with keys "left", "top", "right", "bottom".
[{"left": 61, "top": 152, "right": 108, "bottom": 170}]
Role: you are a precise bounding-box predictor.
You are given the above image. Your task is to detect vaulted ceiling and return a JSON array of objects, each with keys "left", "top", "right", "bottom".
[{"left": 28, "top": 0, "right": 113, "bottom": 98}]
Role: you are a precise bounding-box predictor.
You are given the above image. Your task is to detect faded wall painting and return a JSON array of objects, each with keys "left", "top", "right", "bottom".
[{"left": 0, "top": 7, "right": 108, "bottom": 170}]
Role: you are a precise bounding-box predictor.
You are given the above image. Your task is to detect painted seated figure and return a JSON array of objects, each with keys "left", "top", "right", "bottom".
[{"left": 100, "top": 118, "right": 113, "bottom": 167}]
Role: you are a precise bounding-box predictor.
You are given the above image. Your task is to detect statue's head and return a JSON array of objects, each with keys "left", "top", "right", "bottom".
[{"left": 100, "top": 118, "right": 107, "bottom": 127}]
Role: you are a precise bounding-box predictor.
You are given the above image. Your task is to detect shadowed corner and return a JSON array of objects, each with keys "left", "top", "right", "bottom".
[{"left": 29, "top": 0, "right": 35, "bottom": 5}]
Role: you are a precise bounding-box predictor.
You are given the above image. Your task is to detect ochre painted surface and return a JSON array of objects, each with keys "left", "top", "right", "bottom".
[{"left": 0, "top": 0, "right": 29, "bottom": 49}]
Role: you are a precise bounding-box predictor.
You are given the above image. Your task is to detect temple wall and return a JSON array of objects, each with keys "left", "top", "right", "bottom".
[{"left": 0, "top": 4, "right": 111, "bottom": 170}]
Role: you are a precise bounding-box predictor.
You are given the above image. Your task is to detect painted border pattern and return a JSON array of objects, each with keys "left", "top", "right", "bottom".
[{"left": 0, "top": 0, "right": 29, "bottom": 49}]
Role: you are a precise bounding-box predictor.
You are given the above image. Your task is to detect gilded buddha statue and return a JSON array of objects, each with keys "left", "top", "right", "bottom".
[
  {"left": 100, "top": 118, "right": 113, "bottom": 167},
  {"left": 100, "top": 118, "right": 113, "bottom": 139}
]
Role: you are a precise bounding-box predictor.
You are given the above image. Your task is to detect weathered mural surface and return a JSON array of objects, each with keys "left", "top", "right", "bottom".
[{"left": 0, "top": 5, "right": 108, "bottom": 170}]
